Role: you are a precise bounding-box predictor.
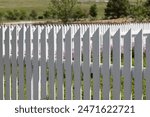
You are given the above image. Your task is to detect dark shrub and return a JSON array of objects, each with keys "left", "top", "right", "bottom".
[
  {"left": 29, "top": 10, "right": 38, "bottom": 19},
  {"left": 89, "top": 4, "right": 97, "bottom": 18},
  {"left": 19, "top": 10, "right": 28, "bottom": 20},
  {"left": 105, "top": 0, "right": 130, "bottom": 19},
  {"left": 43, "top": 10, "right": 51, "bottom": 19}
]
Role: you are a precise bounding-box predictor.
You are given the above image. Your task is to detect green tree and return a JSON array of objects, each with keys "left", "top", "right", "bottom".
[
  {"left": 89, "top": 4, "right": 97, "bottom": 18},
  {"left": 144, "top": 0, "right": 150, "bottom": 17},
  {"left": 5, "top": 10, "right": 15, "bottom": 20},
  {"left": 29, "top": 10, "right": 38, "bottom": 20},
  {"left": 20, "top": 10, "right": 28, "bottom": 20},
  {"left": 49, "top": 0, "right": 77, "bottom": 23},
  {"left": 71, "top": 5, "right": 89, "bottom": 21},
  {"left": 105, "top": 0, "right": 130, "bottom": 19},
  {"left": 130, "top": 1, "right": 147, "bottom": 21},
  {"left": 43, "top": 10, "right": 51, "bottom": 19},
  {"left": 0, "top": 12, "right": 4, "bottom": 21},
  {"left": 145, "top": 0, "right": 150, "bottom": 7}
]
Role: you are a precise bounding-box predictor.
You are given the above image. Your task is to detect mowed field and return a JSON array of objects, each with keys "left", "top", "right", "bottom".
[
  {"left": 0, "top": 0, "right": 50, "bottom": 14},
  {"left": 0, "top": 0, "right": 147, "bottom": 18}
]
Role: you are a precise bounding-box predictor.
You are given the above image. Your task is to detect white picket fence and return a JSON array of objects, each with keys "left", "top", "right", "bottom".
[{"left": 0, "top": 24, "right": 150, "bottom": 100}]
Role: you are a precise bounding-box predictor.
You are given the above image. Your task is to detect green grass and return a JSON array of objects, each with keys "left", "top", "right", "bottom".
[
  {"left": 78, "top": 2, "right": 106, "bottom": 19},
  {"left": 0, "top": 0, "right": 50, "bottom": 16}
]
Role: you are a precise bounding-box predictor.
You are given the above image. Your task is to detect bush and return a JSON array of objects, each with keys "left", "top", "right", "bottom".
[
  {"left": 38, "top": 15, "right": 44, "bottom": 19},
  {"left": 13, "top": 9, "right": 20, "bottom": 20},
  {"left": 71, "top": 5, "right": 89, "bottom": 21},
  {"left": 0, "top": 12, "right": 5, "bottom": 20},
  {"left": 130, "top": 3, "right": 147, "bottom": 21},
  {"left": 49, "top": 0, "right": 77, "bottom": 23},
  {"left": 29, "top": 10, "right": 38, "bottom": 20},
  {"left": 105, "top": 0, "right": 130, "bottom": 19},
  {"left": 89, "top": 4, "right": 97, "bottom": 18},
  {"left": 5, "top": 10, "right": 15, "bottom": 20},
  {"left": 19, "top": 10, "right": 28, "bottom": 20},
  {"left": 43, "top": 10, "right": 51, "bottom": 19},
  {"left": 144, "top": 0, "right": 150, "bottom": 18},
  {"left": 145, "top": 0, "right": 150, "bottom": 7}
]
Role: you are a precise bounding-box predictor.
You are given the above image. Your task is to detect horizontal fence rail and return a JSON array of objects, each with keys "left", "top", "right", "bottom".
[{"left": 0, "top": 24, "right": 150, "bottom": 100}]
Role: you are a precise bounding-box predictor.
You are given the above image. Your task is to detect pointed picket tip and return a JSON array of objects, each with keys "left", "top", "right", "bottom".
[
  {"left": 65, "top": 28, "right": 71, "bottom": 41},
  {"left": 48, "top": 27, "right": 54, "bottom": 43},
  {"left": 5, "top": 25, "right": 10, "bottom": 34},
  {"left": 146, "top": 34, "right": 150, "bottom": 40},
  {"left": 11, "top": 26, "right": 17, "bottom": 47},
  {"left": 92, "top": 28, "right": 99, "bottom": 39},
  {"left": 41, "top": 26, "right": 47, "bottom": 38},
  {"left": 113, "top": 28, "right": 120, "bottom": 39},
  {"left": 5, "top": 26, "right": 10, "bottom": 45},
  {"left": 103, "top": 28, "right": 110, "bottom": 38},
  {"left": 27, "top": 25, "right": 32, "bottom": 33},
  {"left": 124, "top": 29, "right": 131, "bottom": 38},
  {"left": 57, "top": 27, "right": 62, "bottom": 38},
  {"left": 74, "top": 28, "right": 80, "bottom": 39},
  {"left": 50, "top": 27, "right": 54, "bottom": 34},
  {"left": 83, "top": 28, "right": 89, "bottom": 38},
  {"left": 34, "top": 25, "right": 40, "bottom": 35},
  {"left": 135, "top": 29, "right": 143, "bottom": 39}
]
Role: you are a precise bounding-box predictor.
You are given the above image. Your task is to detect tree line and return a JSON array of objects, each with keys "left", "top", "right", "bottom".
[
  {"left": 105, "top": 0, "right": 150, "bottom": 21},
  {"left": 0, "top": 0, "right": 150, "bottom": 23}
]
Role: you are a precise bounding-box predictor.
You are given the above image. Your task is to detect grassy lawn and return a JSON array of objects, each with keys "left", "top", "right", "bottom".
[{"left": 0, "top": 0, "right": 50, "bottom": 15}]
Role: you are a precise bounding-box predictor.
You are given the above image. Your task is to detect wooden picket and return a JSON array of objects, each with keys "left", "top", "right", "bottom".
[
  {"left": 41, "top": 26, "right": 47, "bottom": 99},
  {"left": 92, "top": 28, "right": 100, "bottom": 100},
  {"left": 65, "top": 28, "right": 72, "bottom": 100},
  {"left": 134, "top": 30, "right": 143, "bottom": 100},
  {"left": 112, "top": 29, "right": 121, "bottom": 100},
  {"left": 102, "top": 29, "right": 111, "bottom": 100},
  {"left": 56, "top": 28, "right": 63, "bottom": 100},
  {"left": 25, "top": 26, "right": 32, "bottom": 100},
  {"left": 33, "top": 26, "right": 39, "bottom": 100},
  {"left": 48, "top": 28, "right": 55, "bottom": 100},
  {"left": 0, "top": 24, "right": 150, "bottom": 100},
  {"left": 82, "top": 28, "right": 91, "bottom": 100},
  {"left": 11, "top": 27, "right": 17, "bottom": 100},
  {"left": 123, "top": 30, "right": 132, "bottom": 100},
  {"left": 5, "top": 27, "right": 11, "bottom": 100},
  {"left": 18, "top": 26, "right": 25, "bottom": 100},
  {"left": 73, "top": 29, "right": 81, "bottom": 100},
  {"left": 146, "top": 35, "right": 150, "bottom": 100}
]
